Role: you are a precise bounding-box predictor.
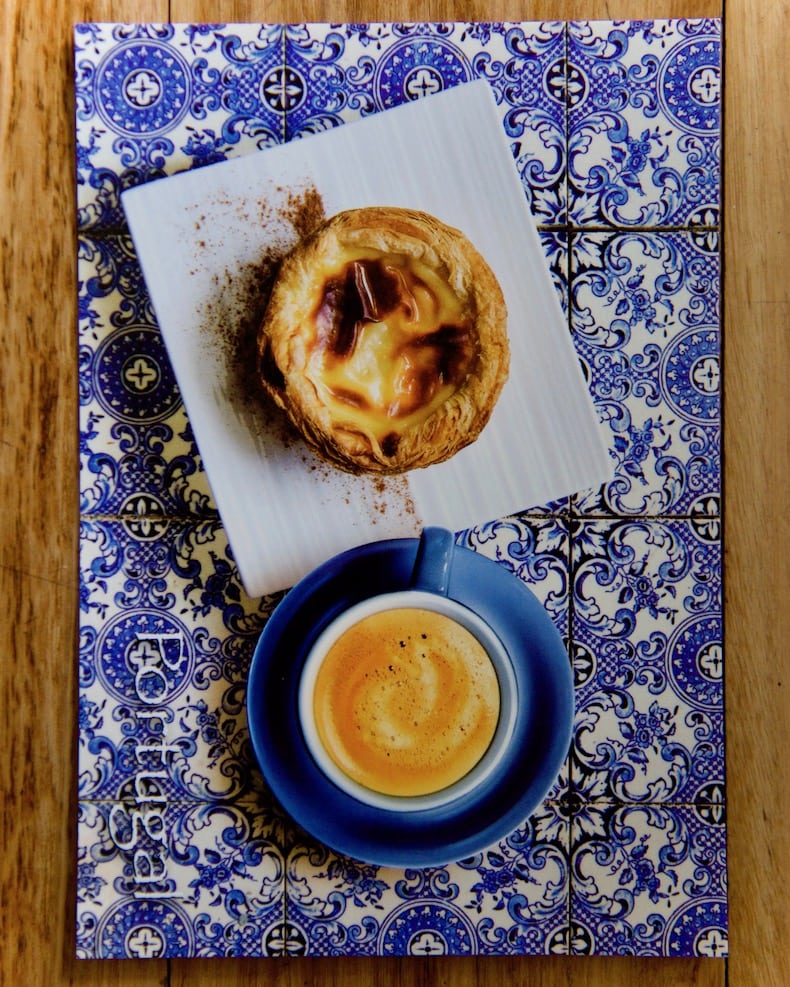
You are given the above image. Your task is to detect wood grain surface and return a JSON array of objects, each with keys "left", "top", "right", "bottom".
[{"left": 1, "top": 1, "right": 787, "bottom": 985}]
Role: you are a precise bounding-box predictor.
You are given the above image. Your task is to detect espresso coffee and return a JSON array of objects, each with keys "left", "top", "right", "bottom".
[{"left": 312, "top": 607, "right": 500, "bottom": 797}]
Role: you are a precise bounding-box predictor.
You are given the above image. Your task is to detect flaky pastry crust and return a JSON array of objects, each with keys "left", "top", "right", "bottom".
[{"left": 257, "top": 206, "right": 509, "bottom": 474}]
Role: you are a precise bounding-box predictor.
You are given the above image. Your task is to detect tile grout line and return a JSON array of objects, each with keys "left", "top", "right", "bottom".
[
  {"left": 77, "top": 222, "right": 722, "bottom": 240},
  {"left": 165, "top": 0, "right": 173, "bottom": 972},
  {"left": 78, "top": 510, "right": 723, "bottom": 525},
  {"left": 77, "top": 793, "right": 726, "bottom": 808},
  {"left": 562, "top": 27, "right": 576, "bottom": 951}
]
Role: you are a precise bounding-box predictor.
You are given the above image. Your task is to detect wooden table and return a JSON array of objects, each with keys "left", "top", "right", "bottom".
[{"left": 1, "top": 1, "right": 787, "bottom": 984}]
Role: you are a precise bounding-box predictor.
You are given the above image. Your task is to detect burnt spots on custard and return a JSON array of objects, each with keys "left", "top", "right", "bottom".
[
  {"left": 413, "top": 324, "right": 476, "bottom": 385},
  {"left": 309, "top": 253, "right": 474, "bottom": 432},
  {"left": 314, "top": 272, "right": 363, "bottom": 358},
  {"left": 353, "top": 258, "right": 415, "bottom": 323},
  {"left": 388, "top": 324, "right": 475, "bottom": 417},
  {"left": 380, "top": 432, "right": 401, "bottom": 457},
  {"left": 313, "top": 257, "right": 416, "bottom": 360}
]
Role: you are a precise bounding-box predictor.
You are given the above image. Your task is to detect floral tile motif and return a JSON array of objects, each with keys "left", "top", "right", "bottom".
[
  {"left": 76, "top": 799, "right": 286, "bottom": 958},
  {"left": 74, "top": 23, "right": 286, "bottom": 233},
  {"left": 568, "top": 19, "right": 721, "bottom": 227},
  {"left": 570, "top": 802, "right": 727, "bottom": 956},
  {"left": 542, "top": 228, "right": 570, "bottom": 316},
  {"left": 570, "top": 518, "right": 723, "bottom": 806},
  {"left": 79, "top": 517, "right": 281, "bottom": 803},
  {"left": 76, "top": 19, "right": 724, "bottom": 960},
  {"left": 78, "top": 235, "right": 218, "bottom": 517},
  {"left": 570, "top": 231, "right": 720, "bottom": 516},
  {"left": 458, "top": 514, "right": 572, "bottom": 800},
  {"left": 284, "top": 805, "right": 570, "bottom": 957},
  {"left": 459, "top": 515, "right": 570, "bottom": 624},
  {"left": 284, "top": 21, "right": 568, "bottom": 223}
]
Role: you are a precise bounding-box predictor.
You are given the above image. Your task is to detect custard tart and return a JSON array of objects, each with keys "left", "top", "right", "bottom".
[{"left": 257, "top": 206, "right": 509, "bottom": 474}]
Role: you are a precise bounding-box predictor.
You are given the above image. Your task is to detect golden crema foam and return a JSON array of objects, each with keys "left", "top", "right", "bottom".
[{"left": 313, "top": 607, "right": 500, "bottom": 797}]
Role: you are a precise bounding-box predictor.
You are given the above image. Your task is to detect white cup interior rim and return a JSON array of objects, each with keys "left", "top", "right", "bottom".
[{"left": 298, "top": 590, "right": 519, "bottom": 813}]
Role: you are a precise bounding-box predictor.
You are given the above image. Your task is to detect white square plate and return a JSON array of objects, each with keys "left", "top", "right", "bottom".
[{"left": 123, "top": 80, "right": 610, "bottom": 596}]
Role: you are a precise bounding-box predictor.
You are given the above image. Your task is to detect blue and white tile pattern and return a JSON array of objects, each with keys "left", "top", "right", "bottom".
[{"left": 75, "top": 19, "right": 725, "bottom": 958}]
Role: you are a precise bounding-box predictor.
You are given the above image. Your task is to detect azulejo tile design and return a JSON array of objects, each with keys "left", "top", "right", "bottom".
[
  {"left": 567, "top": 21, "right": 721, "bottom": 227},
  {"left": 75, "top": 20, "right": 725, "bottom": 959},
  {"left": 571, "top": 230, "right": 720, "bottom": 516}
]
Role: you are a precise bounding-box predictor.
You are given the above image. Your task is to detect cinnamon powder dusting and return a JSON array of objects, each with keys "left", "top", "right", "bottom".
[
  {"left": 194, "top": 183, "right": 421, "bottom": 528},
  {"left": 285, "top": 185, "right": 326, "bottom": 239},
  {"left": 199, "top": 184, "right": 328, "bottom": 432}
]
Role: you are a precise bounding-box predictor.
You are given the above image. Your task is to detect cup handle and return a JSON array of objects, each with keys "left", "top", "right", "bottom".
[{"left": 410, "top": 527, "right": 455, "bottom": 596}]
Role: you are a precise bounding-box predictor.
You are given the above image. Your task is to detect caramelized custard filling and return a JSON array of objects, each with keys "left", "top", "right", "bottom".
[{"left": 307, "top": 251, "right": 476, "bottom": 445}]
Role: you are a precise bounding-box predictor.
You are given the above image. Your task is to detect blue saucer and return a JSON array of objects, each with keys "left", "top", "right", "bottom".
[{"left": 246, "top": 534, "right": 573, "bottom": 868}]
